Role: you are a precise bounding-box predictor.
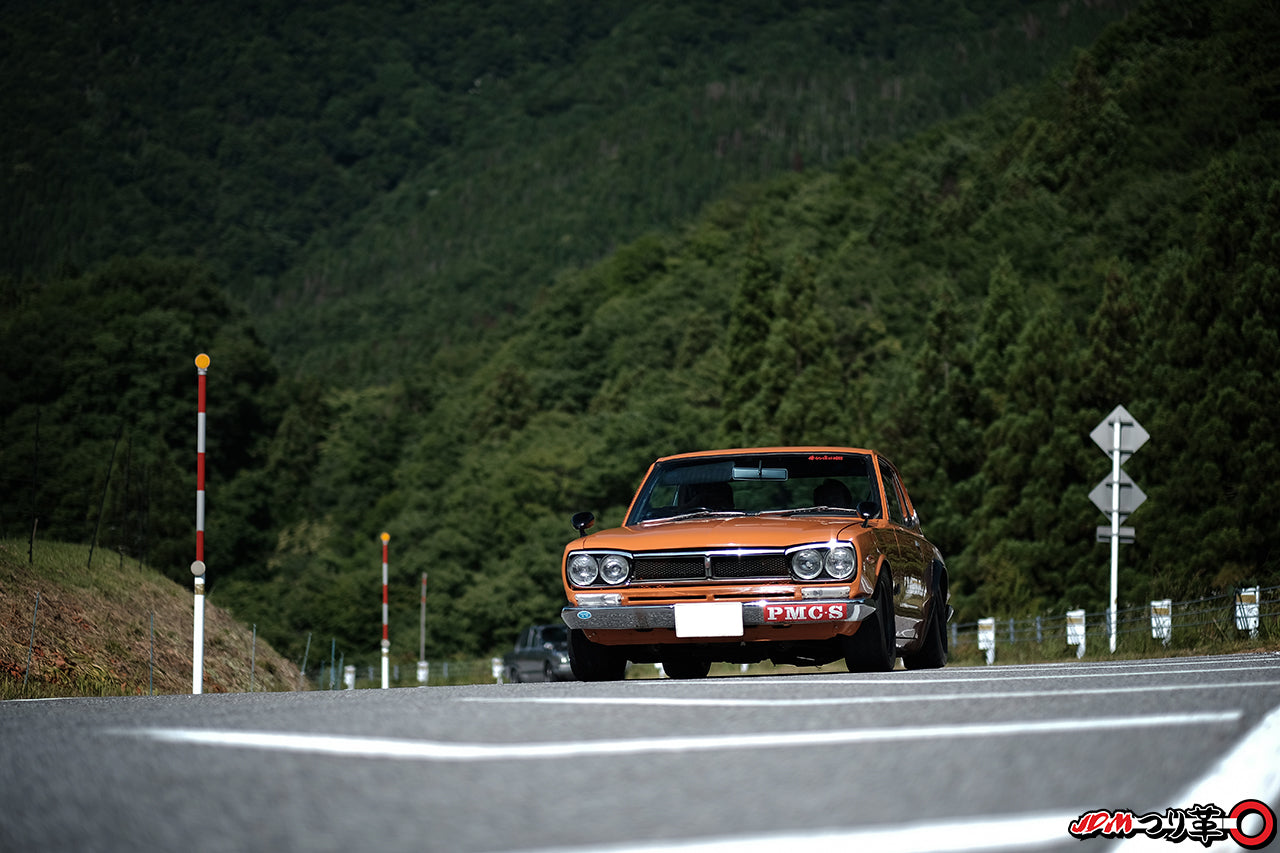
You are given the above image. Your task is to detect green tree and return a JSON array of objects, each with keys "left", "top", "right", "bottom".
[
  {"left": 0, "top": 257, "right": 279, "bottom": 583},
  {"left": 966, "top": 302, "right": 1092, "bottom": 617},
  {"left": 764, "top": 254, "right": 848, "bottom": 445},
  {"left": 885, "top": 280, "right": 979, "bottom": 567},
  {"left": 718, "top": 225, "right": 777, "bottom": 445},
  {"left": 1134, "top": 145, "right": 1280, "bottom": 593}
]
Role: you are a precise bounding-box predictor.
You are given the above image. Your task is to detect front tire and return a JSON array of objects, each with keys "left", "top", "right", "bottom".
[
  {"left": 902, "top": 589, "right": 948, "bottom": 670},
  {"left": 844, "top": 568, "right": 897, "bottom": 673},
  {"left": 568, "top": 629, "right": 627, "bottom": 681}
]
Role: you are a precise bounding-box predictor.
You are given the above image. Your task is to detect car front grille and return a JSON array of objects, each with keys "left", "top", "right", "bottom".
[{"left": 631, "top": 552, "right": 791, "bottom": 583}]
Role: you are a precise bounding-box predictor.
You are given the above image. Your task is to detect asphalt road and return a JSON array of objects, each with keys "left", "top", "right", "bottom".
[{"left": 3, "top": 652, "right": 1279, "bottom": 853}]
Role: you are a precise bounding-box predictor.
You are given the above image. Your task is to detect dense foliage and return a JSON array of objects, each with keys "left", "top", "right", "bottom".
[
  {"left": 4, "top": 0, "right": 1278, "bottom": 667},
  {"left": 3, "top": 0, "right": 1130, "bottom": 383}
]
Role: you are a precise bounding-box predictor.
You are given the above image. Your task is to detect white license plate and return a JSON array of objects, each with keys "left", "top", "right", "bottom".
[{"left": 674, "top": 602, "right": 744, "bottom": 638}]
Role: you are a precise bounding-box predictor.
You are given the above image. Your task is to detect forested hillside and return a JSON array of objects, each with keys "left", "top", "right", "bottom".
[
  {"left": 3, "top": 0, "right": 1130, "bottom": 383},
  {"left": 4, "top": 0, "right": 1278, "bottom": 668}
]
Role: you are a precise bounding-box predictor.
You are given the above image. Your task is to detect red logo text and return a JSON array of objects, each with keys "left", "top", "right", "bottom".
[{"left": 763, "top": 603, "right": 847, "bottom": 622}]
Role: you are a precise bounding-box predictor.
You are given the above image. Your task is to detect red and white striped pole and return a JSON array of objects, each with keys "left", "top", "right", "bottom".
[
  {"left": 380, "top": 531, "right": 390, "bottom": 689},
  {"left": 192, "top": 353, "right": 210, "bottom": 695}
]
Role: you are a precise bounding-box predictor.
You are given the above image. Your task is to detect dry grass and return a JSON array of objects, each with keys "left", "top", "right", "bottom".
[{"left": 1, "top": 539, "right": 301, "bottom": 698}]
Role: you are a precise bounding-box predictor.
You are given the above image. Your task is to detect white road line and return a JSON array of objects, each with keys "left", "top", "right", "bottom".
[
  {"left": 936, "top": 654, "right": 1280, "bottom": 673},
  {"left": 821, "top": 667, "right": 1279, "bottom": 684},
  {"left": 491, "top": 812, "right": 1076, "bottom": 853},
  {"left": 124, "top": 710, "right": 1240, "bottom": 762},
  {"left": 1114, "top": 702, "right": 1280, "bottom": 851},
  {"left": 1174, "top": 702, "right": 1280, "bottom": 804},
  {"left": 461, "top": 681, "right": 1280, "bottom": 707},
  {"left": 485, "top": 704, "right": 1280, "bottom": 853},
  {"left": 670, "top": 663, "right": 1280, "bottom": 687}
]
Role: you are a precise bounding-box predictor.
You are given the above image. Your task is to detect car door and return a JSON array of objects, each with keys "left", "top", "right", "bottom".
[{"left": 878, "top": 459, "right": 927, "bottom": 630}]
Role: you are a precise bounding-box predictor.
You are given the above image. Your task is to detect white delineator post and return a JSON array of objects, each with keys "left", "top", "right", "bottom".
[
  {"left": 381, "top": 532, "right": 391, "bottom": 689},
  {"left": 1109, "top": 418, "right": 1121, "bottom": 654},
  {"left": 977, "top": 617, "right": 996, "bottom": 665},
  {"left": 192, "top": 353, "right": 210, "bottom": 695},
  {"left": 1066, "top": 609, "right": 1086, "bottom": 659},
  {"left": 418, "top": 571, "right": 428, "bottom": 684},
  {"left": 1236, "top": 587, "right": 1260, "bottom": 639},
  {"left": 1151, "top": 600, "right": 1172, "bottom": 646}
]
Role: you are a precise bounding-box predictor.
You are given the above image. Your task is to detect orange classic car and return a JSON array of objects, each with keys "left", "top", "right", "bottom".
[{"left": 560, "top": 446, "right": 950, "bottom": 679}]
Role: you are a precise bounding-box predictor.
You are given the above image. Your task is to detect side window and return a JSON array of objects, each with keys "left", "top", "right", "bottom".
[{"left": 878, "top": 460, "right": 907, "bottom": 525}]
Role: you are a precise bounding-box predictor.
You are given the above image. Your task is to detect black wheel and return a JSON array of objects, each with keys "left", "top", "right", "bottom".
[
  {"left": 543, "top": 661, "right": 557, "bottom": 682},
  {"left": 568, "top": 629, "right": 627, "bottom": 681},
  {"left": 844, "top": 568, "right": 897, "bottom": 673},
  {"left": 507, "top": 666, "right": 521, "bottom": 683},
  {"left": 661, "top": 655, "right": 711, "bottom": 679}
]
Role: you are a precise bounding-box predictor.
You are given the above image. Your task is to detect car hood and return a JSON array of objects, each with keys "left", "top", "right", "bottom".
[{"left": 567, "top": 516, "right": 861, "bottom": 554}]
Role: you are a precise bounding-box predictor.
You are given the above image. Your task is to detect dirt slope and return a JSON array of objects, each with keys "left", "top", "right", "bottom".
[{"left": 1, "top": 539, "right": 300, "bottom": 696}]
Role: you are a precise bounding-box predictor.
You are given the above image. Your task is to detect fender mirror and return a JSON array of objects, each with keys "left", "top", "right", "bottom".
[{"left": 570, "top": 511, "right": 596, "bottom": 537}]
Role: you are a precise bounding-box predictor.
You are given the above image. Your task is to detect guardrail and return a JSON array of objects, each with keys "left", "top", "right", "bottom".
[
  {"left": 950, "top": 585, "right": 1279, "bottom": 663},
  {"left": 299, "top": 587, "right": 1280, "bottom": 687},
  {"left": 304, "top": 657, "right": 503, "bottom": 689}
]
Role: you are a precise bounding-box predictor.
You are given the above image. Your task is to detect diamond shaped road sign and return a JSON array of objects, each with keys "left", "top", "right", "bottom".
[
  {"left": 1091, "top": 404, "right": 1150, "bottom": 458},
  {"left": 1090, "top": 469, "right": 1147, "bottom": 521}
]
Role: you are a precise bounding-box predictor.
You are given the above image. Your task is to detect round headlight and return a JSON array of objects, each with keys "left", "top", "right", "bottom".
[
  {"left": 599, "top": 554, "right": 631, "bottom": 585},
  {"left": 792, "top": 548, "right": 823, "bottom": 580},
  {"left": 567, "top": 553, "right": 599, "bottom": 585},
  {"left": 825, "top": 546, "right": 855, "bottom": 580}
]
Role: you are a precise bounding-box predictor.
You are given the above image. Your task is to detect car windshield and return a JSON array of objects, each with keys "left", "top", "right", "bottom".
[
  {"left": 626, "top": 452, "right": 879, "bottom": 524},
  {"left": 541, "top": 625, "right": 568, "bottom": 646}
]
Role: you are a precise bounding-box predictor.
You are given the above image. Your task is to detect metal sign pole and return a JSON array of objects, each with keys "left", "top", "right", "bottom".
[
  {"left": 1089, "top": 405, "right": 1149, "bottom": 655},
  {"left": 1109, "top": 419, "right": 1121, "bottom": 654}
]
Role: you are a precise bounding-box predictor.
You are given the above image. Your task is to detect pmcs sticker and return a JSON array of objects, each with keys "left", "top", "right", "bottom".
[
  {"left": 763, "top": 602, "right": 848, "bottom": 622},
  {"left": 577, "top": 611, "right": 592, "bottom": 620}
]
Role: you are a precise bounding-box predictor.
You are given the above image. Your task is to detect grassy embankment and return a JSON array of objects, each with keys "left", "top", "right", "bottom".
[{"left": 1, "top": 538, "right": 300, "bottom": 699}]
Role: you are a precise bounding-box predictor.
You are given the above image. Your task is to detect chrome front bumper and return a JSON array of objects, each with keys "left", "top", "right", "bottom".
[{"left": 561, "top": 598, "right": 875, "bottom": 631}]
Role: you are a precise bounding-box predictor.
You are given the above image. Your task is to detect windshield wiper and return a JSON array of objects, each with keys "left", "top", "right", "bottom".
[
  {"left": 757, "top": 506, "right": 854, "bottom": 517},
  {"left": 643, "top": 510, "right": 747, "bottom": 523}
]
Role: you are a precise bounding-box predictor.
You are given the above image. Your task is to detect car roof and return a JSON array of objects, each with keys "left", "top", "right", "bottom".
[{"left": 653, "top": 446, "right": 879, "bottom": 463}]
